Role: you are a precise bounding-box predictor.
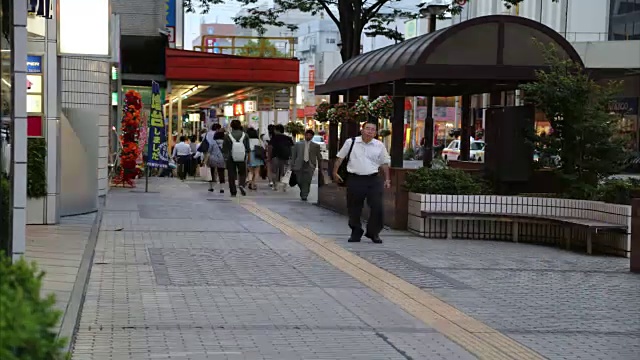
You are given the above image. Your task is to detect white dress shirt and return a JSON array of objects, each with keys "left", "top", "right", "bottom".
[
  {"left": 337, "top": 137, "right": 390, "bottom": 175},
  {"left": 172, "top": 142, "right": 192, "bottom": 157}
]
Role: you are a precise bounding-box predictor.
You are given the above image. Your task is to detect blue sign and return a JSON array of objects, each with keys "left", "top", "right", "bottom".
[
  {"left": 147, "top": 82, "right": 169, "bottom": 168},
  {"left": 608, "top": 97, "right": 639, "bottom": 115},
  {"left": 165, "top": 0, "right": 176, "bottom": 28},
  {"left": 26, "top": 55, "right": 42, "bottom": 73},
  {"left": 28, "top": 0, "right": 52, "bottom": 19}
]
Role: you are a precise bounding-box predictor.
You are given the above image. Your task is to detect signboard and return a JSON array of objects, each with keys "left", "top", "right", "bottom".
[
  {"left": 308, "top": 66, "right": 315, "bottom": 92},
  {"left": 608, "top": 97, "right": 639, "bottom": 115},
  {"left": 59, "top": 0, "right": 109, "bottom": 56},
  {"left": 27, "top": 115, "right": 44, "bottom": 137},
  {"left": 27, "top": 55, "right": 42, "bottom": 73},
  {"left": 146, "top": 82, "right": 168, "bottom": 168},
  {"left": 165, "top": 0, "right": 176, "bottom": 44},
  {"left": 259, "top": 95, "right": 273, "bottom": 111},
  {"left": 233, "top": 103, "right": 244, "bottom": 116},
  {"left": 244, "top": 101, "right": 256, "bottom": 112},
  {"left": 274, "top": 89, "right": 290, "bottom": 109},
  {"left": 223, "top": 105, "right": 233, "bottom": 117}
]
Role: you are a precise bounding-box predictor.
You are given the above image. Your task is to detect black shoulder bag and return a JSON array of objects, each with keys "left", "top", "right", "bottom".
[{"left": 337, "top": 137, "right": 356, "bottom": 187}]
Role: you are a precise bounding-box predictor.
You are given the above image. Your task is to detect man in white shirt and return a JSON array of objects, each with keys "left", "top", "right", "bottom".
[
  {"left": 172, "top": 136, "right": 191, "bottom": 181},
  {"left": 333, "top": 122, "right": 391, "bottom": 243}
]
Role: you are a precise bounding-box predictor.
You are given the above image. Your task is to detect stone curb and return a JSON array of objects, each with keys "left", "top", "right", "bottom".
[{"left": 57, "top": 196, "right": 105, "bottom": 353}]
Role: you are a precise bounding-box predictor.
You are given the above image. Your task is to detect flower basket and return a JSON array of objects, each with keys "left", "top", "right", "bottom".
[
  {"left": 314, "top": 102, "right": 331, "bottom": 123},
  {"left": 353, "top": 98, "right": 370, "bottom": 122},
  {"left": 370, "top": 95, "right": 394, "bottom": 119},
  {"left": 328, "top": 103, "right": 354, "bottom": 124},
  {"left": 379, "top": 129, "right": 391, "bottom": 138}
]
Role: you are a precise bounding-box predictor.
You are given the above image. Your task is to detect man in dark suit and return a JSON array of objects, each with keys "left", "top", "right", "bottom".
[{"left": 291, "top": 129, "right": 323, "bottom": 201}]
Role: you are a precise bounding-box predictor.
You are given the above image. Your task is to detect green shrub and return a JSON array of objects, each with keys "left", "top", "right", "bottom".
[
  {"left": 0, "top": 253, "right": 68, "bottom": 359},
  {"left": 27, "top": 138, "right": 47, "bottom": 198},
  {"left": 593, "top": 178, "right": 640, "bottom": 205},
  {"left": 0, "top": 175, "right": 10, "bottom": 251},
  {"left": 405, "top": 167, "right": 488, "bottom": 195}
]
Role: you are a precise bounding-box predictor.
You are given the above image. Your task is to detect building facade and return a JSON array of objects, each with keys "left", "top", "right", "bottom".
[{"left": 609, "top": 0, "right": 640, "bottom": 40}]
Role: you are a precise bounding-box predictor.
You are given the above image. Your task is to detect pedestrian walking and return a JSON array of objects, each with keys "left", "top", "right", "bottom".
[
  {"left": 332, "top": 122, "right": 391, "bottom": 243},
  {"left": 172, "top": 135, "right": 191, "bottom": 181},
  {"left": 201, "top": 124, "right": 226, "bottom": 193},
  {"left": 291, "top": 129, "right": 323, "bottom": 201},
  {"left": 268, "top": 124, "right": 294, "bottom": 191},
  {"left": 246, "top": 127, "right": 265, "bottom": 190},
  {"left": 222, "top": 120, "right": 250, "bottom": 197}
]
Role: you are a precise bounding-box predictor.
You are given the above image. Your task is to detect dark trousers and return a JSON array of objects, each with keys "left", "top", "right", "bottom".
[
  {"left": 295, "top": 162, "right": 314, "bottom": 199},
  {"left": 210, "top": 166, "right": 225, "bottom": 184},
  {"left": 227, "top": 160, "right": 247, "bottom": 195},
  {"left": 346, "top": 174, "right": 384, "bottom": 238},
  {"left": 177, "top": 155, "right": 190, "bottom": 180}
]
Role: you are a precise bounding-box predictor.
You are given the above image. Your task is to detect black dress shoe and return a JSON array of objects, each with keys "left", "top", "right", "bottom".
[
  {"left": 365, "top": 233, "right": 383, "bottom": 244},
  {"left": 348, "top": 237, "right": 361, "bottom": 242}
]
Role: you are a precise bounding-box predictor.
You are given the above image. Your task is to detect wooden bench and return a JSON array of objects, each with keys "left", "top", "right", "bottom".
[
  {"left": 421, "top": 211, "right": 628, "bottom": 254},
  {"left": 407, "top": 193, "right": 632, "bottom": 257}
]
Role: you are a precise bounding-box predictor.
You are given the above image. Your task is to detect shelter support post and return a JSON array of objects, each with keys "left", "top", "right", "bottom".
[
  {"left": 328, "top": 93, "right": 339, "bottom": 180},
  {"left": 459, "top": 94, "right": 471, "bottom": 161},
  {"left": 168, "top": 100, "right": 174, "bottom": 151},
  {"left": 391, "top": 95, "right": 405, "bottom": 168},
  {"left": 423, "top": 96, "right": 434, "bottom": 167},
  {"left": 177, "top": 97, "right": 183, "bottom": 137}
]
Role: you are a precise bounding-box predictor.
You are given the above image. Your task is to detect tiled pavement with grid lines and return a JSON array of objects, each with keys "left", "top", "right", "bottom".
[
  {"left": 71, "top": 178, "right": 475, "bottom": 360},
  {"left": 71, "top": 177, "right": 640, "bottom": 360}
]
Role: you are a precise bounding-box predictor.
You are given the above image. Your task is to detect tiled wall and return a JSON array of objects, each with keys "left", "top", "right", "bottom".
[
  {"left": 408, "top": 193, "right": 631, "bottom": 257},
  {"left": 60, "top": 57, "right": 110, "bottom": 196},
  {"left": 12, "top": 2, "right": 28, "bottom": 260},
  {"left": 112, "top": 0, "right": 165, "bottom": 36}
]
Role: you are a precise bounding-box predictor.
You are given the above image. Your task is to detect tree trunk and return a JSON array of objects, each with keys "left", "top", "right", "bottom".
[{"left": 338, "top": 1, "right": 363, "bottom": 62}]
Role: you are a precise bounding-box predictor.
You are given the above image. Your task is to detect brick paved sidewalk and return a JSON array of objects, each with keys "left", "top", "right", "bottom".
[
  {"left": 249, "top": 187, "right": 640, "bottom": 360},
  {"left": 71, "top": 178, "right": 476, "bottom": 360},
  {"left": 25, "top": 213, "right": 97, "bottom": 338}
]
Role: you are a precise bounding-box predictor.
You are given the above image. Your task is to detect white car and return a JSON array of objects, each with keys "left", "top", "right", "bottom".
[
  {"left": 312, "top": 135, "right": 329, "bottom": 160},
  {"left": 442, "top": 139, "right": 485, "bottom": 163}
]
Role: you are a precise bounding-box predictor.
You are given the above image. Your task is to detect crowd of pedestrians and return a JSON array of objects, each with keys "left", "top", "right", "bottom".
[{"left": 170, "top": 120, "right": 392, "bottom": 243}]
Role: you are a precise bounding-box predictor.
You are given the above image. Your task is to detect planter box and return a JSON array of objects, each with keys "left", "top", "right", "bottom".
[
  {"left": 408, "top": 193, "right": 631, "bottom": 257},
  {"left": 317, "top": 167, "right": 414, "bottom": 230},
  {"left": 26, "top": 197, "right": 46, "bottom": 225}
]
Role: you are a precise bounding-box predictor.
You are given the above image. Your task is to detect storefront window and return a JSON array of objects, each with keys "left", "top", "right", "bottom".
[
  {"left": 0, "top": 0, "right": 13, "bottom": 253},
  {"left": 609, "top": 0, "right": 640, "bottom": 40}
]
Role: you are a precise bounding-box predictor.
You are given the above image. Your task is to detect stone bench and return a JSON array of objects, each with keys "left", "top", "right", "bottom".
[{"left": 408, "top": 193, "right": 631, "bottom": 257}]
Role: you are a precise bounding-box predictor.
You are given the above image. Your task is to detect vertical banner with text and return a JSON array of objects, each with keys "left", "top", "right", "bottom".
[{"left": 147, "top": 81, "right": 168, "bottom": 168}]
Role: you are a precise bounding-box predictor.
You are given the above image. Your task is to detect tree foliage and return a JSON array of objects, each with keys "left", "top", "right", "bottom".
[
  {"left": 184, "top": 0, "right": 555, "bottom": 62},
  {"left": 236, "top": 39, "right": 286, "bottom": 58},
  {"left": 520, "top": 43, "right": 627, "bottom": 197}
]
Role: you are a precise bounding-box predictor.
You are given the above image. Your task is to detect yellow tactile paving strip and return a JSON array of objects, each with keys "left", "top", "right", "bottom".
[{"left": 241, "top": 199, "right": 547, "bottom": 360}]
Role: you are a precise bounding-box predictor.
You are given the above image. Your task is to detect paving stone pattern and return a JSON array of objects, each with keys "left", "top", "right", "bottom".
[
  {"left": 72, "top": 178, "right": 475, "bottom": 360},
  {"left": 251, "top": 196, "right": 640, "bottom": 360}
]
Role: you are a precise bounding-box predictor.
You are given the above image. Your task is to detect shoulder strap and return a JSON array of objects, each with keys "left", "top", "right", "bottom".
[{"left": 344, "top": 137, "right": 356, "bottom": 162}]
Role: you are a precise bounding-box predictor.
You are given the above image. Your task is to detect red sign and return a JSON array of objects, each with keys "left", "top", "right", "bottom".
[
  {"left": 304, "top": 106, "right": 316, "bottom": 117},
  {"left": 233, "top": 103, "right": 244, "bottom": 116},
  {"left": 308, "top": 69, "right": 315, "bottom": 91},
  {"left": 27, "top": 115, "right": 43, "bottom": 137}
]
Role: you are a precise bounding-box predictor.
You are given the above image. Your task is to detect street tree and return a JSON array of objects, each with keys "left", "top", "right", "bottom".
[
  {"left": 237, "top": 39, "right": 286, "bottom": 58},
  {"left": 184, "top": 0, "right": 557, "bottom": 62},
  {"left": 520, "top": 43, "right": 627, "bottom": 197}
]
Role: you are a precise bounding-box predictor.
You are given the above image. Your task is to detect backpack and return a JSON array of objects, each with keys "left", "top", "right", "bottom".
[
  {"left": 254, "top": 144, "right": 265, "bottom": 160},
  {"left": 230, "top": 132, "right": 247, "bottom": 162},
  {"left": 197, "top": 137, "right": 210, "bottom": 153}
]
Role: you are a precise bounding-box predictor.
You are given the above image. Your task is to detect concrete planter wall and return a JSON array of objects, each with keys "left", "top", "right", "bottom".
[
  {"left": 26, "top": 197, "right": 46, "bottom": 225},
  {"left": 408, "top": 193, "right": 631, "bottom": 257}
]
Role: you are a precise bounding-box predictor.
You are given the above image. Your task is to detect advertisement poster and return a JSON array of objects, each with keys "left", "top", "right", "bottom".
[{"left": 146, "top": 82, "right": 168, "bottom": 168}]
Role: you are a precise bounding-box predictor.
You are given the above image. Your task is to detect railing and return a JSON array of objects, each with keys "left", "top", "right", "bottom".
[{"left": 193, "top": 35, "right": 297, "bottom": 59}]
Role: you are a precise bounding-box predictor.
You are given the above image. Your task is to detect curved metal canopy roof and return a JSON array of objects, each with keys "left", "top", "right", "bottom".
[{"left": 316, "top": 15, "right": 584, "bottom": 95}]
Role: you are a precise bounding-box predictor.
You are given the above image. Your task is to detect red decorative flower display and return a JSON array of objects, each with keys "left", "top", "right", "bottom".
[
  {"left": 327, "top": 103, "right": 355, "bottom": 124},
  {"left": 370, "top": 95, "right": 394, "bottom": 119},
  {"left": 113, "top": 90, "right": 142, "bottom": 187},
  {"left": 313, "top": 102, "right": 331, "bottom": 123}
]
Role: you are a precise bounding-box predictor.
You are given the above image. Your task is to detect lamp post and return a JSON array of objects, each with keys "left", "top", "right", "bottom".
[{"left": 419, "top": 2, "right": 449, "bottom": 167}]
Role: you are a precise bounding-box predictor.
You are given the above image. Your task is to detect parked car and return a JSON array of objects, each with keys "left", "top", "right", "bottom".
[
  {"left": 441, "top": 139, "right": 485, "bottom": 163},
  {"left": 312, "top": 135, "right": 328, "bottom": 160}
]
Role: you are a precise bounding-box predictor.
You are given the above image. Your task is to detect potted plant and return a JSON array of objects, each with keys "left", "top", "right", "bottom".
[
  {"left": 285, "top": 121, "right": 305, "bottom": 138},
  {"left": 26, "top": 138, "right": 47, "bottom": 224},
  {"left": 314, "top": 102, "right": 331, "bottom": 123},
  {"left": 328, "top": 103, "right": 354, "bottom": 124},
  {"left": 353, "top": 98, "right": 370, "bottom": 122}
]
